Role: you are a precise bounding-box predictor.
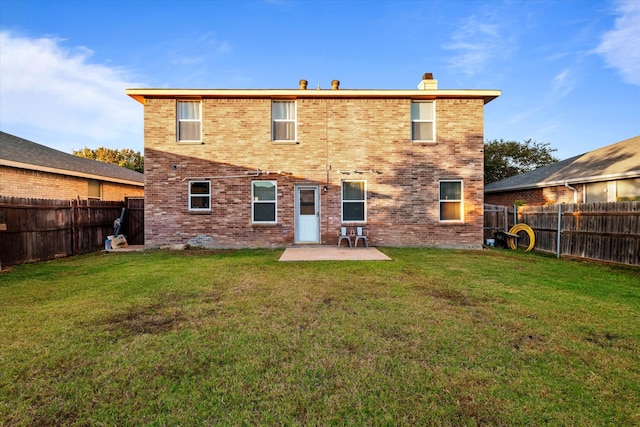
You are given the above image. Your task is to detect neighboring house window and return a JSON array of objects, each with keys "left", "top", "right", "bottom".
[
  {"left": 272, "top": 101, "right": 296, "bottom": 141},
  {"left": 586, "top": 179, "right": 640, "bottom": 203},
  {"left": 617, "top": 178, "right": 640, "bottom": 201},
  {"left": 177, "top": 100, "right": 202, "bottom": 142},
  {"left": 439, "top": 180, "right": 463, "bottom": 221},
  {"left": 189, "top": 181, "right": 210, "bottom": 211},
  {"left": 342, "top": 180, "right": 366, "bottom": 222},
  {"left": 411, "top": 101, "right": 435, "bottom": 142},
  {"left": 585, "top": 182, "right": 609, "bottom": 203},
  {"left": 88, "top": 179, "right": 101, "bottom": 200},
  {"left": 252, "top": 181, "right": 277, "bottom": 223}
]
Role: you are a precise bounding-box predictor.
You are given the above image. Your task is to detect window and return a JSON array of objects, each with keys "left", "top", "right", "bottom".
[
  {"left": 272, "top": 101, "right": 296, "bottom": 141},
  {"left": 252, "top": 181, "right": 277, "bottom": 223},
  {"left": 411, "top": 101, "right": 435, "bottom": 142},
  {"left": 342, "top": 181, "right": 366, "bottom": 222},
  {"left": 177, "top": 100, "right": 202, "bottom": 142},
  {"left": 616, "top": 178, "right": 640, "bottom": 201},
  {"left": 586, "top": 179, "right": 640, "bottom": 203},
  {"left": 585, "top": 182, "right": 609, "bottom": 203},
  {"left": 189, "top": 181, "right": 210, "bottom": 211},
  {"left": 439, "top": 180, "right": 463, "bottom": 221},
  {"left": 88, "top": 179, "right": 101, "bottom": 200}
]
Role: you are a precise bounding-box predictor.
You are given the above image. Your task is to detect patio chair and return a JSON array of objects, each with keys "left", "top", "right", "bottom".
[
  {"left": 354, "top": 227, "right": 369, "bottom": 248},
  {"left": 338, "top": 227, "right": 352, "bottom": 248}
]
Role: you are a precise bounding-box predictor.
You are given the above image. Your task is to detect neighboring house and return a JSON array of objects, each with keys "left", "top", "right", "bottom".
[
  {"left": 485, "top": 135, "right": 640, "bottom": 206},
  {"left": 0, "top": 131, "right": 144, "bottom": 201},
  {"left": 126, "top": 74, "right": 500, "bottom": 249}
]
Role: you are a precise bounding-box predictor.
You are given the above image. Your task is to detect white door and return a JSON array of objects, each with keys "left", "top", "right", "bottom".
[{"left": 295, "top": 186, "right": 320, "bottom": 243}]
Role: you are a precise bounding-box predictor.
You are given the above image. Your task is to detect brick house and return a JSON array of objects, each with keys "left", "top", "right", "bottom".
[
  {"left": 485, "top": 135, "right": 640, "bottom": 206},
  {"left": 126, "top": 74, "right": 500, "bottom": 249},
  {"left": 0, "top": 131, "right": 144, "bottom": 201}
]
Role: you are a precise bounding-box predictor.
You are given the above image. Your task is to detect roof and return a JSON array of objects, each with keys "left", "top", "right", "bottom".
[
  {"left": 126, "top": 87, "right": 501, "bottom": 105},
  {"left": 485, "top": 135, "right": 640, "bottom": 193},
  {"left": 0, "top": 131, "right": 144, "bottom": 186}
]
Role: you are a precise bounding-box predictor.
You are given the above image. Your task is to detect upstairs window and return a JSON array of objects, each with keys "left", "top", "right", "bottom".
[
  {"left": 252, "top": 181, "right": 277, "bottom": 223},
  {"left": 439, "top": 180, "right": 463, "bottom": 221},
  {"left": 272, "top": 101, "right": 296, "bottom": 141},
  {"left": 189, "top": 181, "right": 210, "bottom": 211},
  {"left": 411, "top": 101, "right": 435, "bottom": 142},
  {"left": 177, "top": 100, "right": 202, "bottom": 142},
  {"left": 342, "top": 180, "right": 366, "bottom": 222}
]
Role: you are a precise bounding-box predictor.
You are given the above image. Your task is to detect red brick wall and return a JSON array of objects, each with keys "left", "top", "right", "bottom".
[
  {"left": 143, "top": 96, "right": 486, "bottom": 248},
  {"left": 485, "top": 185, "right": 582, "bottom": 206},
  {"left": 0, "top": 166, "right": 143, "bottom": 201}
]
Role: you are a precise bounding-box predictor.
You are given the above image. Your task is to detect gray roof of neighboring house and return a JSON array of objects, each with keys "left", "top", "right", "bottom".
[
  {"left": 0, "top": 131, "right": 144, "bottom": 185},
  {"left": 485, "top": 135, "right": 640, "bottom": 193}
]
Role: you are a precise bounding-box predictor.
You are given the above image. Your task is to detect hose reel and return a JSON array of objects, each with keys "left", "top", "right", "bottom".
[{"left": 507, "top": 223, "right": 535, "bottom": 252}]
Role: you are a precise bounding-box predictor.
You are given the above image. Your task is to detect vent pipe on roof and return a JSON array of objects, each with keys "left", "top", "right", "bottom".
[
  {"left": 418, "top": 73, "right": 438, "bottom": 90},
  {"left": 331, "top": 80, "right": 340, "bottom": 90},
  {"left": 299, "top": 79, "right": 308, "bottom": 90}
]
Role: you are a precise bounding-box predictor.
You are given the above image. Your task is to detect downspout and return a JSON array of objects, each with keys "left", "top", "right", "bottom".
[{"left": 564, "top": 183, "right": 578, "bottom": 203}]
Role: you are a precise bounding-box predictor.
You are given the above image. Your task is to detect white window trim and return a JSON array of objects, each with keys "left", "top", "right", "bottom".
[
  {"left": 341, "top": 180, "right": 367, "bottom": 223},
  {"left": 439, "top": 180, "right": 463, "bottom": 222},
  {"left": 251, "top": 180, "right": 278, "bottom": 224},
  {"left": 188, "top": 180, "right": 211, "bottom": 212},
  {"left": 177, "top": 100, "right": 202, "bottom": 143},
  {"left": 271, "top": 100, "right": 297, "bottom": 142},
  {"left": 411, "top": 100, "right": 436, "bottom": 142}
]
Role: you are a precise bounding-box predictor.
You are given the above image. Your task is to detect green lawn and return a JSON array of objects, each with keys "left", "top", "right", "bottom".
[{"left": 1, "top": 248, "right": 639, "bottom": 426}]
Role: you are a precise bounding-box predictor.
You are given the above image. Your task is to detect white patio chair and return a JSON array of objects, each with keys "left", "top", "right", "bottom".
[
  {"left": 338, "top": 227, "right": 352, "bottom": 248},
  {"left": 354, "top": 227, "right": 369, "bottom": 248}
]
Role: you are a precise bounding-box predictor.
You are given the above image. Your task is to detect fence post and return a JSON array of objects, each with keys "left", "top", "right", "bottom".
[
  {"left": 513, "top": 204, "right": 518, "bottom": 226},
  {"left": 503, "top": 205, "right": 508, "bottom": 232},
  {"left": 556, "top": 204, "right": 562, "bottom": 258}
]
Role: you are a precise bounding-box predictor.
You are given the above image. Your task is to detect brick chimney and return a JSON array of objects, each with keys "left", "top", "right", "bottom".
[{"left": 417, "top": 73, "right": 437, "bottom": 90}]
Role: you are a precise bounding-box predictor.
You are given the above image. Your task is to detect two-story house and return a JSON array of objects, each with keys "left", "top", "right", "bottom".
[{"left": 127, "top": 74, "right": 499, "bottom": 249}]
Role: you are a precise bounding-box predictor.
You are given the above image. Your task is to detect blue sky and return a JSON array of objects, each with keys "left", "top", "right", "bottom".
[{"left": 1, "top": 0, "right": 638, "bottom": 160}]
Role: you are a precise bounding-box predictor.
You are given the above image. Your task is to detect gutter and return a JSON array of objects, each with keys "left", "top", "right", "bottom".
[
  {"left": 0, "top": 159, "right": 144, "bottom": 187},
  {"left": 484, "top": 170, "right": 640, "bottom": 193},
  {"left": 564, "top": 183, "right": 578, "bottom": 203}
]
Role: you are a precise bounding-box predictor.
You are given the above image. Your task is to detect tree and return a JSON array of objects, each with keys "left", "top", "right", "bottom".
[
  {"left": 72, "top": 147, "right": 144, "bottom": 173},
  {"left": 484, "top": 139, "right": 558, "bottom": 184}
]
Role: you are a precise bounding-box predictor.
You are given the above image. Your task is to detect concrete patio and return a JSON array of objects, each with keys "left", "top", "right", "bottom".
[{"left": 279, "top": 246, "right": 391, "bottom": 262}]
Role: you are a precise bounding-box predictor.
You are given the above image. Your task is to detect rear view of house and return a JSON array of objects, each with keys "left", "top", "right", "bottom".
[{"left": 127, "top": 74, "right": 499, "bottom": 249}]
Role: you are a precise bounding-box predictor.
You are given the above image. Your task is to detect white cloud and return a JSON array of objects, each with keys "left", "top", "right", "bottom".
[
  {"left": 596, "top": 0, "right": 640, "bottom": 86},
  {"left": 444, "top": 15, "right": 512, "bottom": 77},
  {"left": 551, "top": 68, "right": 575, "bottom": 98},
  {"left": 0, "top": 31, "right": 144, "bottom": 152}
]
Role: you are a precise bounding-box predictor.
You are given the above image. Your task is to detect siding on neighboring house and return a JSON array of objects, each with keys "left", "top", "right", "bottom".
[
  {"left": 484, "top": 185, "right": 582, "bottom": 206},
  {"left": 129, "top": 76, "right": 499, "bottom": 248},
  {"left": 0, "top": 131, "right": 144, "bottom": 201},
  {"left": 0, "top": 165, "right": 143, "bottom": 200},
  {"left": 484, "top": 135, "right": 640, "bottom": 206}
]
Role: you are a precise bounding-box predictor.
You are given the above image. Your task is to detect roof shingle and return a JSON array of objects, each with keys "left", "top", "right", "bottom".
[
  {"left": 485, "top": 135, "right": 640, "bottom": 193},
  {"left": 0, "top": 131, "right": 144, "bottom": 185}
]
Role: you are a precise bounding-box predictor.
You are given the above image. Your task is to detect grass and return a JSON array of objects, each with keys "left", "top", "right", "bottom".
[{"left": 1, "top": 248, "right": 639, "bottom": 426}]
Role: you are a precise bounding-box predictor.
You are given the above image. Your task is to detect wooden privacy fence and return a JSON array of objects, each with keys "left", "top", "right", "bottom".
[
  {"left": 0, "top": 196, "right": 144, "bottom": 268},
  {"left": 485, "top": 202, "right": 640, "bottom": 267}
]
